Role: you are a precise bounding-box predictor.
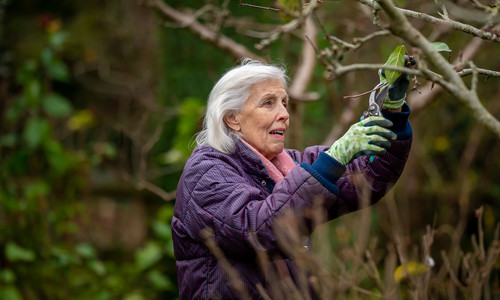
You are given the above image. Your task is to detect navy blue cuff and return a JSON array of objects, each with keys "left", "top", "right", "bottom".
[
  {"left": 382, "top": 102, "right": 413, "bottom": 140},
  {"left": 300, "top": 152, "right": 346, "bottom": 195}
]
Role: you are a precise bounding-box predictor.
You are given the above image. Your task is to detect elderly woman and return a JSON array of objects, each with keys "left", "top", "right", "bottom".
[{"left": 172, "top": 59, "right": 412, "bottom": 300}]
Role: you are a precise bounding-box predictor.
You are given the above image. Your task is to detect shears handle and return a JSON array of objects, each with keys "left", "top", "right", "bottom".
[{"left": 362, "top": 82, "right": 388, "bottom": 119}]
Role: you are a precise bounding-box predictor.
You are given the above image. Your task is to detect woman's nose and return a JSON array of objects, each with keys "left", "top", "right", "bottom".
[{"left": 277, "top": 103, "right": 289, "bottom": 122}]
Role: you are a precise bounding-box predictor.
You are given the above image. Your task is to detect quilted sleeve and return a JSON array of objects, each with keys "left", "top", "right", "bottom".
[{"left": 327, "top": 103, "right": 413, "bottom": 218}]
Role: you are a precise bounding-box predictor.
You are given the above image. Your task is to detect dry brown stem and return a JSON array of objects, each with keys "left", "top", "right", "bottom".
[
  {"left": 201, "top": 228, "right": 253, "bottom": 300},
  {"left": 198, "top": 196, "right": 500, "bottom": 300}
]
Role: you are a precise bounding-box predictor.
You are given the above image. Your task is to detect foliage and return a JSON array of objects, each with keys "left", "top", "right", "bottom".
[
  {"left": 1, "top": 3, "right": 179, "bottom": 299},
  {"left": 4, "top": 0, "right": 500, "bottom": 299}
]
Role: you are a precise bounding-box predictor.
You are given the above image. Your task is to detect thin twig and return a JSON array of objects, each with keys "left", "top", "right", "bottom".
[
  {"left": 239, "top": 1, "right": 280, "bottom": 12},
  {"left": 470, "top": 61, "right": 479, "bottom": 94},
  {"left": 343, "top": 83, "right": 387, "bottom": 99},
  {"left": 152, "top": 0, "right": 264, "bottom": 61},
  {"left": 214, "top": 0, "right": 231, "bottom": 35},
  {"left": 255, "top": 0, "right": 321, "bottom": 50},
  {"left": 441, "top": 250, "right": 468, "bottom": 292},
  {"left": 458, "top": 68, "right": 500, "bottom": 77},
  {"left": 476, "top": 207, "right": 486, "bottom": 261},
  {"left": 201, "top": 228, "right": 253, "bottom": 300}
]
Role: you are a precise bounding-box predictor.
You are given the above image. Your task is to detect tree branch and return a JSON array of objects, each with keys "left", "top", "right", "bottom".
[
  {"left": 289, "top": 16, "right": 319, "bottom": 101},
  {"left": 255, "top": 0, "right": 322, "bottom": 50},
  {"left": 357, "top": 0, "right": 500, "bottom": 42},
  {"left": 458, "top": 68, "right": 500, "bottom": 77},
  {"left": 375, "top": 0, "right": 500, "bottom": 139},
  {"left": 408, "top": 37, "right": 484, "bottom": 114},
  {"left": 150, "top": 0, "right": 265, "bottom": 62}
]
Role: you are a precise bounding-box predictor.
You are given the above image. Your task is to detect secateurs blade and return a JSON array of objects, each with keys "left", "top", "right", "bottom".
[{"left": 362, "top": 82, "right": 388, "bottom": 119}]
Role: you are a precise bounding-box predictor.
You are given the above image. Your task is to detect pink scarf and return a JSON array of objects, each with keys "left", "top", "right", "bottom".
[{"left": 240, "top": 139, "right": 296, "bottom": 183}]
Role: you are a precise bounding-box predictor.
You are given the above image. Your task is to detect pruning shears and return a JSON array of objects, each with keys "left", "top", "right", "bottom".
[{"left": 361, "top": 82, "right": 389, "bottom": 120}]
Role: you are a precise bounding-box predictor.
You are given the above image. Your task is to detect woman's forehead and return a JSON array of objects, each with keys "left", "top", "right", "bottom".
[{"left": 250, "top": 79, "right": 286, "bottom": 93}]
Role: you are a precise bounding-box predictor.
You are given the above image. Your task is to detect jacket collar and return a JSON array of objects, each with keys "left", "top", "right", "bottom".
[{"left": 231, "top": 138, "right": 268, "bottom": 176}]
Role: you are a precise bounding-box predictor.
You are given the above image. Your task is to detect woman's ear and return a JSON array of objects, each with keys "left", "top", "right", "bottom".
[{"left": 224, "top": 113, "right": 241, "bottom": 132}]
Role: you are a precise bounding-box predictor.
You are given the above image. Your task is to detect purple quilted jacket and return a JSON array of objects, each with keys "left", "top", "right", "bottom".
[{"left": 172, "top": 106, "right": 413, "bottom": 300}]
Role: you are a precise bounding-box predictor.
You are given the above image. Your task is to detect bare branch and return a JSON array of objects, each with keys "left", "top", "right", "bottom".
[
  {"left": 408, "top": 37, "right": 485, "bottom": 114},
  {"left": 137, "top": 180, "right": 177, "bottom": 201},
  {"left": 375, "top": 0, "right": 500, "bottom": 139},
  {"left": 469, "top": 61, "right": 479, "bottom": 93},
  {"left": 330, "top": 63, "right": 422, "bottom": 78},
  {"left": 357, "top": 0, "right": 500, "bottom": 42},
  {"left": 289, "top": 16, "right": 319, "bottom": 101},
  {"left": 458, "top": 68, "right": 500, "bottom": 77},
  {"left": 255, "top": 0, "right": 322, "bottom": 50},
  {"left": 150, "top": 0, "right": 265, "bottom": 62}
]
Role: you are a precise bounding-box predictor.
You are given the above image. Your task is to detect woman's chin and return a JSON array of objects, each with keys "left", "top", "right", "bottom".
[{"left": 268, "top": 145, "right": 285, "bottom": 159}]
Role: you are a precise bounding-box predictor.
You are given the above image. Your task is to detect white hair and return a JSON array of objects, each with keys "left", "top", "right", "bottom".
[{"left": 195, "top": 58, "right": 288, "bottom": 154}]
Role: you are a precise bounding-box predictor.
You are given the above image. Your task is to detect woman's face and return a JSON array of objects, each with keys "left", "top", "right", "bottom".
[{"left": 225, "top": 79, "right": 289, "bottom": 160}]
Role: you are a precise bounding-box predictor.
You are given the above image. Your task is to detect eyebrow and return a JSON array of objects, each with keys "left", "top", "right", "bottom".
[
  {"left": 260, "top": 93, "right": 275, "bottom": 99},
  {"left": 260, "top": 92, "right": 288, "bottom": 101}
]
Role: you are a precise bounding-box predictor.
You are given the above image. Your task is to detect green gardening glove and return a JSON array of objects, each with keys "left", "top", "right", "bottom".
[
  {"left": 325, "top": 116, "right": 396, "bottom": 165},
  {"left": 378, "top": 55, "right": 416, "bottom": 109}
]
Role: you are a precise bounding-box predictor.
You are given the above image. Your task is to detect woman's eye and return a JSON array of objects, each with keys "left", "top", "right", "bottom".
[{"left": 262, "top": 99, "right": 273, "bottom": 106}]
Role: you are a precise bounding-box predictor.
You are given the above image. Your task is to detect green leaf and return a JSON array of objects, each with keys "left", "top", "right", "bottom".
[
  {"left": 41, "top": 48, "right": 54, "bottom": 67},
  {"left": 42, "top": 93, "right": 73, "bottom": 117},
  {"left": 96, "top": 291, "right": 112, "bottom": 300},
  {"left": 0, "top": 286, "right": 23, "bottom": 300},
  {"left": 171, "top": 97, "right": 205, "bottom": 160},
  {"left": 41, "top": 47, "right": 69, "bottom": 81},
  {"left": 148, "top": 270, "right": 173, "bottom": 290},
  {"left": 24, "top": 180, "right": 50, "bottom": 200},
  {"left": 75, "top": 243, "right": 96, "bottom": 258},
  {"left": 152, "top": 221, "right": 171, "bottom": 240},
  {"left": 44, "top": 140, "right": 70, "bottom": 174},
  {"left": 5, "top": 242, "right": 36, "bottom": 262},
  {"left": 23, "top": 117, "right": 51, "bottom": 149},
  {"left": 135, "top": 242, "right": 162, "bottom": 270},
  {"left": 25, "top": 79, "right": 42, "bottom": 106},
  {"left": 67, "top": 110, "right": 95, "bottom": 131},
  {"left": 6, "top": 97, "right": 27, "bottom": 123},
  {"left": 384, "top": 45, "right": 406, "bottom": 84},
  {"left": 47, "top": 59, "right": 69, "bottom": 81},
  {"left": 88, "top": 260, "right": 107, "bottom": 276},
  {"left": 50, "top": 246, "right": 80, "bottom": 266},
  {"left": 157, "top": 205, "right": 174, "bottom": 222},
  {"left": 49, "top": 31, "right": 68, "bottom": 50},
  {"left": 0, "top": 269, "right": 16, "bottom": 284},
  {"left": 431, "top": 42, "right": 452, "bottom": 52},
  {"left": 0, "top": 134, "right": 17, "bottom": 147},
  {"left": 16, "top": 60, "right": 37, "bottom": 84}
]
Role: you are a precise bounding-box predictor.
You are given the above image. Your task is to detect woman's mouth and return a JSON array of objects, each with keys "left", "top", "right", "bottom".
[{"left": 269, "top": 129, "right": 285, "bottom": 139}]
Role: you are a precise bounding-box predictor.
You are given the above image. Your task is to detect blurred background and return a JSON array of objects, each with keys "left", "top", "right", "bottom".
[{"left": 1, "top": 0, "right": 499, "bottom": 299}]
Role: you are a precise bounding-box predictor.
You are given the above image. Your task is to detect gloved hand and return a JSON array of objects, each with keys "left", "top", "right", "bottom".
[
  {"left": 325, "top": 116, "right": 396, "bottom": 165},
  {"left": 378, "top": 55, "right": 416, "bottom": 109}
]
